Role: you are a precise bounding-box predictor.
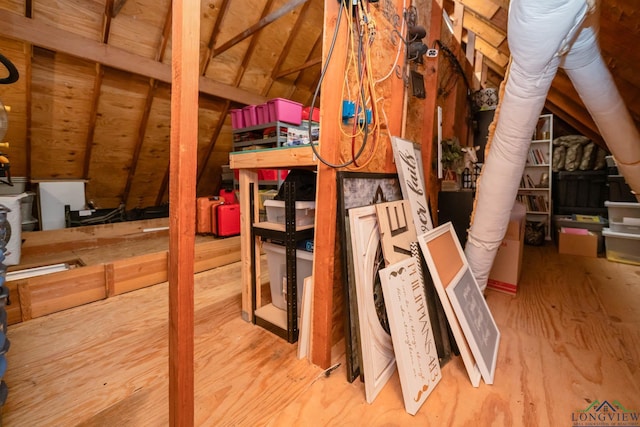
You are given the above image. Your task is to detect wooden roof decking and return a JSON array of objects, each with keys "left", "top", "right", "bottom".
[
  {"left": 0, "top": 0, "right": 323, "bottom": 209},
  {"left": 0, "top": 0, "right": 637, "bottom": 209}
]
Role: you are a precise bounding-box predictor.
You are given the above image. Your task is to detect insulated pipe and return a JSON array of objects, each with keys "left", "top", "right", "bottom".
[{"left": 465, "top": 0, "right": 640, "bottom": 291}]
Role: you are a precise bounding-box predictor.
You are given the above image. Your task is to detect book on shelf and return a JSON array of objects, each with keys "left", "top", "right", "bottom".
[
  {"left": 526, "top": 148, "right": 548, "bottom": 165},
  {"left": 516, "top": 194, "right": 549, "bottom": 213}
]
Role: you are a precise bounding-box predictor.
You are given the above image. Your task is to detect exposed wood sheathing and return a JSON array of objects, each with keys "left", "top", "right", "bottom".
[
  {"left": 0, "top": 0, "right": 323, "bottom": 209},
  {"left": 0, "top": 0, "right": 636, "bottom": 203}
]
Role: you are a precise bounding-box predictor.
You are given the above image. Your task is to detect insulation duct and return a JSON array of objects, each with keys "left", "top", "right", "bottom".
[{"left": 465, "top": 0, "right": 640, "bottom": 291}]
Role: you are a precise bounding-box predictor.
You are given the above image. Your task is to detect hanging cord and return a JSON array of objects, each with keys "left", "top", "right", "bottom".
[{"left": 309, "top": 0, "right": 371, "bottom": 169}]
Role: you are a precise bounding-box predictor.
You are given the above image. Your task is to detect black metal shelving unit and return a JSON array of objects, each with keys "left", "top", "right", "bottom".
[{"left": 249, "top": 181, "right": 314, "bottom": 343}]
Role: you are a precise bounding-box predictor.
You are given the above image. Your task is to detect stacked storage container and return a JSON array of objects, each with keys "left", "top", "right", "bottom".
[
  {"left": 0, "top": 204, "right": 10, "bottom": 414},
  {"left": 602, "top": 201, "right": 640, "bottom": 265}
]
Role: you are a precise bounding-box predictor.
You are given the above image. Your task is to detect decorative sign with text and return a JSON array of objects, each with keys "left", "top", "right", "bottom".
[
  {"left": 376, "top": 200, "right": 417, "bottom": 267},
  {"left": 380, "top": 257, "right": 442, "bottom": 415},
  {"left": 391, "top": 136, "right": 434, "bottom": 234}
]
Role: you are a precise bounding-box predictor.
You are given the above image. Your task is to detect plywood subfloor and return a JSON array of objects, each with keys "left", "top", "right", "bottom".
[{"left": 4, "top": 243, "right": 640, "bottom": 426}]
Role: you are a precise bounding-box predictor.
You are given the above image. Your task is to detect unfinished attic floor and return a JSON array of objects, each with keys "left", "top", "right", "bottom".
[{"left": 3, "top": 243, "right": 640, "bottom": 426}]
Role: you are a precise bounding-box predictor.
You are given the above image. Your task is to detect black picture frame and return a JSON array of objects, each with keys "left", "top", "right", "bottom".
[{"left": 336, "top": 171, "right": 403, "bottom": 382}]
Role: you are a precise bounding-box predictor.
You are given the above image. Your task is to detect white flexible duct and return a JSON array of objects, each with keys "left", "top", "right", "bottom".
[{"left": 465, "top": 0, "right": 640, "bottom": 291}]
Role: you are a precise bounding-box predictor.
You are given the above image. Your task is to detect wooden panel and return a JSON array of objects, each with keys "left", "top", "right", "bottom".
[
  {"left": 86, "top": 69, "right": 149, "bottom": 207},
  {"left": 112, "top": 251, "right": 168, "bottom": 295},
  {"left": 108, "top": 0, "right": 171, "bottom": 59},
  {"left": 30, "top": 51, "right": 94, "bottom": 180},
  {"left": 194, "top": 237, "right": 241, "bottom": 272},
  {"left": 204, "top": 0, "right": 268, "bottom": 85},
  {"left": 125, "top": 93, "right": 172, "bottom": 208},
  {"left": 28, "top": 264, "right": 107, "bottom": 318},
  {"left": 34, "top": 0, "right": 104, "bottom": 42}
]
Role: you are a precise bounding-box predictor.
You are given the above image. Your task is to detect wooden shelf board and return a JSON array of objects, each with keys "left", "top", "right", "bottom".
[
  {"left": 253, "top": 222, "right": 314, "bottom": 232},
  {"left": 255, "top": 303, "right": 288, "bottom": 330},
  {"left": 230, "top": 146, "right": 317, "bottom": 169}
]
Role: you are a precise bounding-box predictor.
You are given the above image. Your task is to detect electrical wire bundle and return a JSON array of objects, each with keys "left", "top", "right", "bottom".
[{"left": 310, "top": 0, "right": 404, "bottom": 169}]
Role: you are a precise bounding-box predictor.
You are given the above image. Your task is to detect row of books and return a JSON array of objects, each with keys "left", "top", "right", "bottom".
[
  {"left": 517, "top": 194, "right": 549, "bottom": 213},
  {"left": 526, "top": 148, "right": 548, "bottom": 166}
]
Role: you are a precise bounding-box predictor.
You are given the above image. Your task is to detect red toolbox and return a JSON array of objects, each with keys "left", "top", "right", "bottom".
[
  {"left": 217, "top": 204, "right": 240, "bottom": 237},
  {"left": 219, "top": 189, "right": 237, "bottom": 204},
  {"left": 196, "top": 196, "right": 223, "bottom": 234}
]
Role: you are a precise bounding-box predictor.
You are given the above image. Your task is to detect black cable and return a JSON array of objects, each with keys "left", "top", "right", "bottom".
[
  {"left": 434, "top": 40, "right": 471, "bottom": 92},
  {"left": 0, "top": 53, "right": 19, "bottom": 85},
  {"left": 434, "top": 39, "right": 476, "bottom": 120},
  {"left": 308, "top": 0, "right": 370, "bottom": 169}
]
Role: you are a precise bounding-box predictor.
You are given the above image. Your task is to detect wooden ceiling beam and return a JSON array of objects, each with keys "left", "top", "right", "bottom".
[
  {"left": 275, "top": 57, "right": 321, "bottom": 80},
  {"left": 462, "top": 32, "right": 508, "bottom": 69},
  {"left": 458, "top": 0, "right": 499, "bottom": 20},
  {"left": 201, "top": 0, "right": 232, "bottom": 74},
  {"left": 0, "top": 9, "right": 266, "bottom": 106},
  {"left": 212, "top": 0, "right": 309, "bottom": 57},
  {"left": 463, "top": 9, "right": 506, "bottom": 48}
]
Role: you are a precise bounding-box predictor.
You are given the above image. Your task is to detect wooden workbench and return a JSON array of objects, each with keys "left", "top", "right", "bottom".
[{"left": 229, "top": 145, "right": 317, "bottom": 324}]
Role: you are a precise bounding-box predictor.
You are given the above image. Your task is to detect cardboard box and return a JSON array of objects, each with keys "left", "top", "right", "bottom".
[
  {"left": 487, "top": 203, "right": 526, "bottom": 295},
  {"left": 558, "top": 228, "right": 598, "bottom": 258}
]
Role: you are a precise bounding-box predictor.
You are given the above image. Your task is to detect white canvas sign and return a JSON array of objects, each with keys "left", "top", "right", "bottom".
[
  {"left": 349, "top": 205, "right": 396, "bottom": 403},
  {"left": 391, "top": 136, "right": 434, "bottom": 233},
  {"left": 380, "top": 257, "right": 442, "bottom": 415}
]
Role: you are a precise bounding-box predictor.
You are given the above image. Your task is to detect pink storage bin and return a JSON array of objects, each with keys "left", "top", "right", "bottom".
[
  {"left": 230, "top": 109, "right": 244, "bottom": 129},
  {"left": 242, "top": 105, "right": 258, "bottom": 127},
  {"left": 256, "top": 103, "right": 271, "bottom": 124},
  {"left": 267, "top": 98, "right": 302, "bottom": 125}
]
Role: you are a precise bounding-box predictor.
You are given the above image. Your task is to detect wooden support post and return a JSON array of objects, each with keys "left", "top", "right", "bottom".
[
  {"left": 169, "top": 0, "right": 199, "bottom": 425},
  {"left": 422, "top": 0, "right": 444, "bottom": 215},
  {"left": 310, "top": 0, "right": 347, "bottom": 369},
  {"left": 238, "top": 168, "right": 259, "bottom": 322}
]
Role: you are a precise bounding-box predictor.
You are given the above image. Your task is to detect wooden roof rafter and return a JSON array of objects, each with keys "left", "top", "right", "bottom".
[
  {"left": 302, "top": 35, "right": 324, "bottom": 107},
  {"left": 126, "top": 4, "right": 173, "bottom": 207},
  {"left": 265, "top": 0, "right": 314, "bottom": 93},
  {"left": 0, "top": 10, "right": 266, "bottom": 106},
  {"left": 83, "top": 0, "right": 118, "bottom": 180},
  {"left": 194, "top": 0, "right": 279, "bottom": 193},
  {"left": 211, "top": 0, "right": 310, "bottom": 58},
  {"left": 201, "top": 0, "right": 232, "bottom": 75}
]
